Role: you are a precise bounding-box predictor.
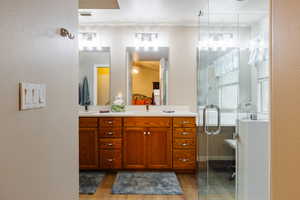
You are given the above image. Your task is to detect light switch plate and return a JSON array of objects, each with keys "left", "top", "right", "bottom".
[{"left": 19, "top": 82, "right": 46, "bottom": 110}]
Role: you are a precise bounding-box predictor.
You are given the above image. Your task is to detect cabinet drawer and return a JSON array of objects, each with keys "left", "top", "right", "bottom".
[
  {"left": 124, "top": 117, "right": 171, "bottom": 127},
  {"left": 173, "top": 150, "right": 196, "bottom": 169},
  {"left": 99, "top": 149, "right": 122, "bottom": 169},
  {"left": 174, "top": 128, "right": 196, "bottom": 138},
  {"left": 174, "top": 138, "right": 195, "bottom": 149},
  {"left": 99, "top": 138, "right": 122, "bottom": 149},
  {"left": 173, "top": 117, "right": 196, "bottom": 128},
  {"left": 99, "top": 128, "right": 122, "bottom": 138},
  {"left": 99, "top": 118, "right": 122, "bottom": 127},
  {"left": 79, "top": 118, "right": 98, "bottom": 128}
]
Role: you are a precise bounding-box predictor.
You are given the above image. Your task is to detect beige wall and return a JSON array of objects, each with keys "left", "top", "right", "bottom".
[
  {"left": 0, "top": 1, "right": 78, "bottom": 200},
  {"left": 79, "top": 26, "right": 198, "bottom": 111},
  {"left": 271, "top": 0, "right": 300, "bottom": 199}
]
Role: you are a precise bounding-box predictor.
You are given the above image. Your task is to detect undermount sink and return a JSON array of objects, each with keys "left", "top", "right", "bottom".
[{"left": 79, "top": 111, "right": 100, "bottom": 115}]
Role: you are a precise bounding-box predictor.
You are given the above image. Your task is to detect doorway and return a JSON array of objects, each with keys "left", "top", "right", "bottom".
[{"left": 94, "top": 66, "right": 110, "bottom": 105}]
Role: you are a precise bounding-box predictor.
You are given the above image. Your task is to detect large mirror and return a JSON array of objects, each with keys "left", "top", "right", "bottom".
[
  {"left": 79, "top": 47, "right": 111, "bottom": 106},
  {"left": 126, "top": 47, "right": 169, "bottom": 105}
]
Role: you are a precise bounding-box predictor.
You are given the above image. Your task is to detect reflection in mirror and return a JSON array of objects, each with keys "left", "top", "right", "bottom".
[
  {"left": 126, "top": 47, "right": 169, "bottom": 105},
  {"left": 197, "top": 47, "right": 240, "bottom": 112},
  {"left": 79, "top": 47, "right": 111, "bottom": 106}
]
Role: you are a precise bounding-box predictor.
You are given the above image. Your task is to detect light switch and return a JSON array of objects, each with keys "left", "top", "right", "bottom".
[{"left": 19, "top": 82, "right": 46, "bottom": 110}]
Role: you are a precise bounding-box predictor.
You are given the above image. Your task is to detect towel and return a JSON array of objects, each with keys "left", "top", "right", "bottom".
[
  {"left": 80, "top": 76, "right": 91, "bottom": 106},
  {"left": 79, "top": 83, "right": 82, "bottom": 105}
]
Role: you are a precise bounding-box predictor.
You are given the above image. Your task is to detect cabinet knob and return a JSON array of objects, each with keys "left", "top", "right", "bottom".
[
  {"left": 148, "top": 132, "right": 151, "bottom": 135},
  {"left": 179, "top": 158, "right": 190, "bottom": 162},
  {"left": 181, "top": 132, "right": 191, "bottom": 135},
  {"left": 144, "top": 132, "right": 147, "bottom": 135}
]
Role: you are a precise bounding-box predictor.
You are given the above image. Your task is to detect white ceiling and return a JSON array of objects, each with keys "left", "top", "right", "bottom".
[{"left": 79, "top": 0, "right": 269, "bottom": 26}]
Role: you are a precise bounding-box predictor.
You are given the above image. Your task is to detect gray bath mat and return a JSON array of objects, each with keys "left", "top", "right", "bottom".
[
  {"left": 79, "top": 171, "right": 105, "bottom": 195},
  {"left": 112, "top": 172, "right": 183, "bottom": 195}
]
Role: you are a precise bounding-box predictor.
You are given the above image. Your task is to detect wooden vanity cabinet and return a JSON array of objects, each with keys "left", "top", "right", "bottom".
[
  {"left": 123, "top": 118, "right": 173, "bottom": 169},
  {"left": 98, "top": 117, "right": 122, "bottom": 170},
  {"left": 123, "top": 127, "right": 147, "bottom": 169},
  {"left": 173, "top": 117, "right": 197, "bottom": 170},
  {"left": 146, "top": 127, "right": 172, "bottom": 169},
  {"left": 79, "top": 118, "right": 98, "bottom": 169},
  {"left": 79, "top": 116, "right": 197, "bottom": 172}
]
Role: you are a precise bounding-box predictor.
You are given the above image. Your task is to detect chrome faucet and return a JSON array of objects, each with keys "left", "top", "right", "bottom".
[{"left": 146, "top": 104, "right": 150, "bottom": 112}]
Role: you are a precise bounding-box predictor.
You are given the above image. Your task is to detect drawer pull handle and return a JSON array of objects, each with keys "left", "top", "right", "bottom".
[
  {"left": 107, "top": 132, "right": 114, "bottom": 135},
  {"left": 181, "top": 132, "right": 191, "bottom": 135},
  {"left": 182, "top": 121, "right": 190, "bottom": 124},
  {"left": 181, "top": 143, "right": 189, "bottom": 146},
  {"left": 107, "top": 159, "right": 114, "bottom": 162},
  {"left": 179, "top": 158, "right": 190, "bottom": 162},
  {"left": 106, "top": 143, "right": 113, "bottom": 146},
  {"left": 107, "top": 121, "right": 113, "bottom": 124}
]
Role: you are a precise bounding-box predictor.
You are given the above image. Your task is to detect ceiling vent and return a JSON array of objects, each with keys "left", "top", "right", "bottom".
[{"left": 80, "top": 12, "right": 92, "bottom": 17}]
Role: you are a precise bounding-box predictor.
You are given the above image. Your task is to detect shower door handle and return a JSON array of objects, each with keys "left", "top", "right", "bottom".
[{"left": 203, "top": 104, "right": 221, "bottom": 135}]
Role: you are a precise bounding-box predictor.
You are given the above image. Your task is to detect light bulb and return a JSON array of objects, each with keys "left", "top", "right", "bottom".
[{"left": 132, "top": 68, "right": 139, "bottom": 74}]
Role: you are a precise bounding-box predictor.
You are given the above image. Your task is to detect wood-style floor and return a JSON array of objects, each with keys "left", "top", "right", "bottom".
[{"left": 80, "top": 173, "right": 198, "bottom": 200}]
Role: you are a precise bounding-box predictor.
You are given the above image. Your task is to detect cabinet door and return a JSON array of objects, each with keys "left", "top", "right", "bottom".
[
  {"left": 123, "top": 128, "right": 147, "bottom": 169},
  {"left": 79, "top": 128, "right": 98, "bottom": 169},
  {"left": 147, "top": 128, "right": 172, "bottom": 169}
]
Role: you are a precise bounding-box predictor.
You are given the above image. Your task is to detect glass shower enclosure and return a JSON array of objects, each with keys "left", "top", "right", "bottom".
[{"left": 197, "top": 5, "right": 270, "bottom": 200}]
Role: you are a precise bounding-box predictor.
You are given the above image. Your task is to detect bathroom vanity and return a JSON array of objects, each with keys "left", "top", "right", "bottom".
[{"left": 79, "top": 112, "right": 197, "bottom": 172}]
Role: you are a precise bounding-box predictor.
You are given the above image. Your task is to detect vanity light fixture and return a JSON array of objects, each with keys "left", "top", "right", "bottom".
[
  {"left": 198, "top": 32, "right": 267, "bottom": 51},
  {"left": 198, "top": 33, "right": 239, "bottom": 51},
  {"left": 79, "top": 32, "right": 103, "bottom": 51},
  {"left": 134, "top": 32, "right": 159, "bottom": 51}
]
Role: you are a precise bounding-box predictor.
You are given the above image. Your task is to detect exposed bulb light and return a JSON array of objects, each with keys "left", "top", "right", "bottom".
[
  {"left": 132, "top": 68, "right": 139, "bottom": 74},
  {"left": 79, "top": 32, "right": 104, "bottom": 51},
  {"left": 134, "top": 32, "right": 160, "bottom": 52}
]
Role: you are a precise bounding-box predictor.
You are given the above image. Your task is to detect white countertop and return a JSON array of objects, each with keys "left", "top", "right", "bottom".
[{"left": 79, "top": 110, "right": 198, "bottom": 117}]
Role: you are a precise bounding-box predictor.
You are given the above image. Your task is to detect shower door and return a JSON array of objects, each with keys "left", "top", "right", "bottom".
[
  {"left": 197, "top": 11, "right": 240, "bottom": 200},
  {"left": 197, "top": 5, "right": 270, "bottom": 199}
]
